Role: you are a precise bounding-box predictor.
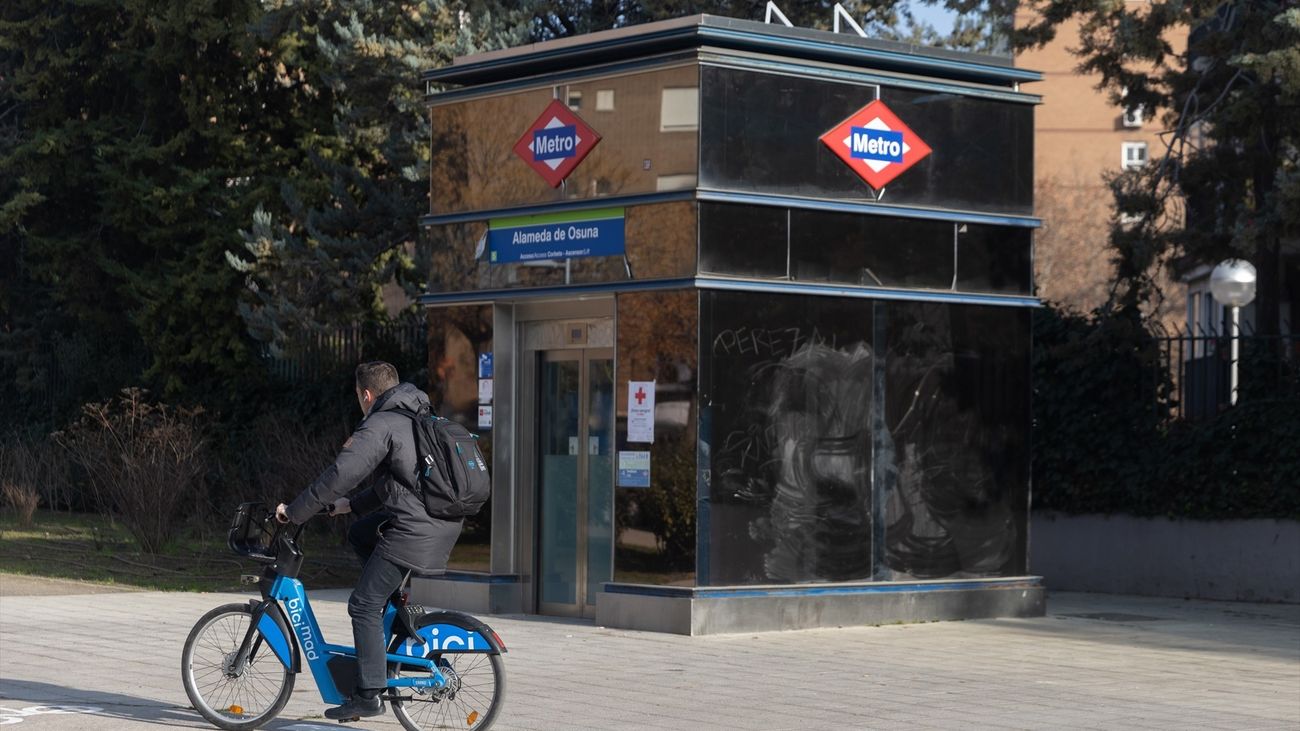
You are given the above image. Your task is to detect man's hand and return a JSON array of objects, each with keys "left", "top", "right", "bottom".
[
  {"left": 330, "top": 497, "right": 351, "bottom": 516},
  {"left": 275, "top": 503, "right": 290, "bottom": 524}
]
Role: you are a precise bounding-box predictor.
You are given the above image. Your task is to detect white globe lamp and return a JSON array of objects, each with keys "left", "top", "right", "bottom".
[{"left": 1210, "top": 259, "right": 1257, "bottom": 404}]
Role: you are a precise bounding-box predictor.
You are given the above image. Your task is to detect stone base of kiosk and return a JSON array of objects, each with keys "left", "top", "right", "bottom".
[
  {"left": 409, "top": 572, "right": 524, "bottom": 616},
  {"left": 412, "top": 574, "right": 1044, "bottom": 635},
  {"left": 597, "top": 577, "right": 1045, "bottom": 635}
]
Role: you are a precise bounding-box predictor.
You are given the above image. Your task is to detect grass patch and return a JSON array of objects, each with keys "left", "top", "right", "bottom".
[{"left": 0, "top": 509, "right": 362, "bottom": 592}]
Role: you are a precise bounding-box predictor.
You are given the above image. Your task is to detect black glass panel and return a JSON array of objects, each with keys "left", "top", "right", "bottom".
[
  {"left": 878, "top": 302, "right": 1029, "bottom": 579},
  {"left": 699, "top": 66, "right": 1033, "bottom": 215},
  {"left": 699, "top": 203, "right": 787, "bottom": 278},
  {"left": 956, "top": 224, "right": 1033, "bottom": 295},
  {"left": 430, "top": 65, "right": 698, "bottom": 216},
  {"left": 426, "top": 305, "right": 493, "bottom": 570},
  {"left": 614, "top": 290, "right": 698, "bottom": 585},
  {"left": 877, "top": 88, "right": 1034, "bottom": 216},
  {"left": 789, "top": 210, "right": 954, "bottom": 289},
  {"left": 701, "top": 290, "right": 875, "bottom": 585},
  {"left": 425, "top": 202, "right": 696, "bottom": 294}
]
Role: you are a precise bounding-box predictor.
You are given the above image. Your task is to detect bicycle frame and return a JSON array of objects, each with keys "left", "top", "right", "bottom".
[
  {"left": 240, "top": 574, "right": 499, "bottom": 705},
  {"left": 222, "top": 509, "right": 503, "bottom": 707}
]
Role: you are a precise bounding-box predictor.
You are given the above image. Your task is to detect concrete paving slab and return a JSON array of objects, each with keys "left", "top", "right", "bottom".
[{"left": 0, "top": 588, "right": 1296, "bottom": 729}]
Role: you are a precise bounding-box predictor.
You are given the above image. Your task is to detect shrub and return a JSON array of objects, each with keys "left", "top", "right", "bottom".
[
  {"left": 1032, "top": 305, "right": 1300, "bottom": 520},
  {"left": 0, "top": 433, "right": 78, "bottom": 513},
  {"left": 1, "top": 482, "right": 39, "bottom": 527},
  {"left": 55, "top": 388, "right": 208, "bottom": 553}
]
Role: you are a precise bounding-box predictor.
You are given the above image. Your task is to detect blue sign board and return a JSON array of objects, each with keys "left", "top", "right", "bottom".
[
  {"left": 488, "top": 208, "right": 625, "bottom": 264},
  {"left": 533, "top": 125, "right": 578, "bottom": 161},
  {"left": 849, "top": 126, "right": 905, "bottom": 163},
  {"left": 478, "top": 353, "right": 493, "bottom": 379}
]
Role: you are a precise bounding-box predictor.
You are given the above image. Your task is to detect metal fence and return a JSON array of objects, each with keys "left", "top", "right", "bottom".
[
  {"left": 263, "top": 317, "right": 428, "bottom": 384},
  {"left": 1154, "top": 321, "right": 1300, "bottom": 421}
]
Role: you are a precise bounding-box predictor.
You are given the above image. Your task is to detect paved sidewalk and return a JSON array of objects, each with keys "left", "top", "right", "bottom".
[{"left": 1, "top": 585, "right": 1297, "bottom": 730}]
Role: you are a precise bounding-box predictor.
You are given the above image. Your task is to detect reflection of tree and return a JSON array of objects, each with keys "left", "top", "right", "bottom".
[
  {"left": 616, "top": 289, "right": 698, "bottom": 576},
  {"left": 882, "top": 304, "right": 1017, "bottom": 579},
  {"left": 625, "top": 202, "right": 696, "bottom": 280},
  {"left": 426, "top": 305, "right": 491, "bottom": 420},
  {"left": 425, "top": 304, "right": 492, "bottom": 548},
  {"left": 715, "top": 343, "right": 874, "bottom": 583}
]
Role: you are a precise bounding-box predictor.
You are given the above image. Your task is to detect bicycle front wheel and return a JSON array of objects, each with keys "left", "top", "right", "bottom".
[
  {"left": 181, "top": 602, "right": 294, "bottom": 731},
  {"left": 388, "top": 618, "right": 505, "bottom": 730}
]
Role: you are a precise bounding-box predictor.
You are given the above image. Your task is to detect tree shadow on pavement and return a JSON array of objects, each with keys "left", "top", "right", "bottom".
[
  {"left": 978, "top": 591, "right": 1300, "bottom": 663},
  {"left": 0, "top": 679, "right": 366, "bottom": 730}
]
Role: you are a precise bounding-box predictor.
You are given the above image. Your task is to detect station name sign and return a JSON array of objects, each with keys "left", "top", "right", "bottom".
[{"left": 487, "top": 208, "right": 625, "bottom": 264}]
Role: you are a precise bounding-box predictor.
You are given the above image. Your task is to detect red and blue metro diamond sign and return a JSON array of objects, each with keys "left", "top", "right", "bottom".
[
  {"left": 819, "top": 99, "right": 932, "bottom": 191},
  {"left": 512, "top": 99, "right": 602, "bottom": 188}
]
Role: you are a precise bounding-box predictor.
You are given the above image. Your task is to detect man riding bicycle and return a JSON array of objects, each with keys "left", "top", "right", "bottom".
[{"left": 276, "top": 361, "right": 461, "bottom": 721}]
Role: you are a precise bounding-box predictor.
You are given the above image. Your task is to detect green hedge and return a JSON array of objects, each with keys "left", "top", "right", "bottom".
[{"left": 1031, "top": 306, "right": 1300, "bottom": 520}]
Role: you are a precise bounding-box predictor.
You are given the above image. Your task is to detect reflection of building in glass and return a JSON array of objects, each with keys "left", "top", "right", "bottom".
[{"left": 416, "top": 16, "right": 1044, "bottom": 634}]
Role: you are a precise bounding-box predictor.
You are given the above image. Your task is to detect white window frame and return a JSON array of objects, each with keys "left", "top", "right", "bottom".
[
  {"left": 595, "top": 89, "right": 615, "bottom": 112},
  {"left": 1122, "top": 141, "right": 1149, "bottom": 170},
  {"left": 566, "top": 90, "right": 582, "bottom": 111}
]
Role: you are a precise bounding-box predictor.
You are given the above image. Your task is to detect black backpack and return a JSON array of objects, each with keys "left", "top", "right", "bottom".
[{"left": 394, "top": 409, "right": 490, "bottom": 519}]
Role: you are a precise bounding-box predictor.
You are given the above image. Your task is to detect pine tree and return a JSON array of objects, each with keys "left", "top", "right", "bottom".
[
  {"left": 1, "top": 0, "right": 275, "bottom": 419},
  {"left": 226, "top": 0, "right": 529, "bottom": 351}
]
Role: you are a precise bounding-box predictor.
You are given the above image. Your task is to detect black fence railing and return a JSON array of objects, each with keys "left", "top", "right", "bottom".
[
  {"left": 263, "top": 317, "right": 428, "bottom": 385},
  {"left": 1154, "top": 322, "right": 1300, "bottom": 421}
]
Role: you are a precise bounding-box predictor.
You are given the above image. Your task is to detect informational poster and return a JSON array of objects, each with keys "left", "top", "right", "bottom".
[
  {"left": 478, "top": 378, "right": 493, "bottom": 404},
  {"left": 477, "top": 405, "right": 493, "bottom": 430},
  {"left": 627, "top": 380, "right": 655, "bottom": 443},
  {"left": 617, "top": 451, "right": 650, "bottom": 488},
  {"left": 478, "top": 352, "right": 493, "bottom": 378}
]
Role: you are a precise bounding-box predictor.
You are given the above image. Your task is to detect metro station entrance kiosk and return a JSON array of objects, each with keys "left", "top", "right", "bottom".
[{"left": 414, "top": 15, "right": 1045, "bottom": 634}]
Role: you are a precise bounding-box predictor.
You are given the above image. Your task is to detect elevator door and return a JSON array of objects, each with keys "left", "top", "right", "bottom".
[{"left": 536, "top": 348, "right": 614, "bottom": 617}]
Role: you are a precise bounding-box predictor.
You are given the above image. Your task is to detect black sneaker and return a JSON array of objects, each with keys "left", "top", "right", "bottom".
[{"left": 323, "top": 694, "right": 384, "bottom": 721}]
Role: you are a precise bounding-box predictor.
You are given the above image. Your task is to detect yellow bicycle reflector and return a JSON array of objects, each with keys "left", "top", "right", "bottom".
[
  {"left": 228, "top": 705, "right": 244, "bottom": 715},
  {"left": 467, "top": 710, "right": 479, "bottom": 725}
]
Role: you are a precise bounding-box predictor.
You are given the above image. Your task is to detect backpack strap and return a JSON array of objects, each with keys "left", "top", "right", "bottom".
[{"left": 388, "top": 407, "right": 424, "bottom": 492}]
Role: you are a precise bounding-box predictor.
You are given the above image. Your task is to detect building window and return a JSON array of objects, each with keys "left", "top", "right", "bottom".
[
  {"left": 566, "top": 91, "right": 582, "bottom": 111},
  {"left": 596, "top": 89, "right": 614, "bottom": 111},
  {"left": 1122, "top": 141, "right": 1148, "bottom": 170},
  {"left": 1122, "top": 105, "right": 1145, "bottom": 128},
  {"left": 659, "top": 87, "right": 698, "bottom": 132}
]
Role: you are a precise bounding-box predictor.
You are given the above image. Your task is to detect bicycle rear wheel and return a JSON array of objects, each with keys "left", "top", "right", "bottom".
[
  {"left": 387, "top": 617, "right": 505, "bottom": 731},
  {"left": 181, "top": 603, "right": 294, "bottom": 731}
]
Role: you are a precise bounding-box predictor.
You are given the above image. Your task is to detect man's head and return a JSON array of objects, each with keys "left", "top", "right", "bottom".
[{"left": 355, "top": 361, "right": 399, "bottom": 416}]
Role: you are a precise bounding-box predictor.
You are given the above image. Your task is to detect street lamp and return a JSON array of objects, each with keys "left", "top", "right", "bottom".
[{"left": 1209, "top": 259, "right": 1257, "bottom": 405}]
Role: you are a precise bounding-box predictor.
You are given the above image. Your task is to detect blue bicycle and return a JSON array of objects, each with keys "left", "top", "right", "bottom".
[{"left": 181, "top": 503, "right": 507, "bottom": 730}]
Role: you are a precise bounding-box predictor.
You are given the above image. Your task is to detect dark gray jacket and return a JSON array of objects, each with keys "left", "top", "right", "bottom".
[{"left": 286, "top": 383, "right": 461, "bottom": 574}]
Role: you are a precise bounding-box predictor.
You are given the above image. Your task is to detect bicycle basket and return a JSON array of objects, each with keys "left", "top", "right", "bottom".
[{"left": 227, "top": 502, "right": 279, "bottom": 561}]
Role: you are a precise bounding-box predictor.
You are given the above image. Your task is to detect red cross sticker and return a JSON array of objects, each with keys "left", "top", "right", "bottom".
[{"left": 634, "top": 387, "right": 647, "bottom": 405}]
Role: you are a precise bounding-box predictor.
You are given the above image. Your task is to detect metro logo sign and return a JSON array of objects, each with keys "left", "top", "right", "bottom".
[
  {"left": 820, "top": 100, "right": 931, "bottom": 190},
  {"left": 513, "top": 100, "right": 601, "bottom": 187}
]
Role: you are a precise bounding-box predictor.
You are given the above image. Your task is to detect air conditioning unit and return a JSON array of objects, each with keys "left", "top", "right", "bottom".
[{"left": 1122, "top": 105, "right": 1144, "bottom": 128}]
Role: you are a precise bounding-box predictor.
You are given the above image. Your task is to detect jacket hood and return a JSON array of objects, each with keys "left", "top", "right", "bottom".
[{"left": 369, "top": 382, "right": 431, "bottom": 416}]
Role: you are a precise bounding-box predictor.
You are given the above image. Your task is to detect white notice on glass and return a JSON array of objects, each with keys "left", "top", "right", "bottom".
[
  {"left": 478, "top": 378, "right": 493, "bottom": 404},
  {"left": 627, "top": 380, "right": 655, "bottom": 443},
  {"left": 477, "top": 405, "right": 493, "bottom": 430}
]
